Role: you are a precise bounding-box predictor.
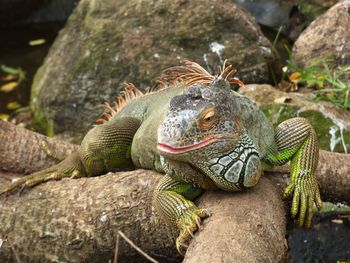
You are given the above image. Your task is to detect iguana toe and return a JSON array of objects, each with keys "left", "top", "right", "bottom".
[
  {"left": 175, "top": 208, "right": 209, "bottom": 255},
  {"left": 0, "top": 167, "right": 84, "bottom": 195}
]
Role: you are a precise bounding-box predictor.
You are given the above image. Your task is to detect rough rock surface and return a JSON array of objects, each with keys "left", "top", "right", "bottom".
[
  {"left": 292, "top": 0, "right": 350, "bottom": 67},
  {"left": 31, "top": 0, "right": 279, "bottom": 142},
  {"left": 240, "top": 84, "right": 350, "bottom": 153}
]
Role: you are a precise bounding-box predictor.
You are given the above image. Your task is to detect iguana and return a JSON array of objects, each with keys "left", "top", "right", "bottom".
[{"left": 1, "top": 61, "right": 322, "bottom": 254}]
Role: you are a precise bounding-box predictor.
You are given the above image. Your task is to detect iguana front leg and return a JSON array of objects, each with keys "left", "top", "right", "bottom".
[
  {"left": 264, "top": 117, "right": 322, "bottom": 227},
  {"left": 0, "top": 117, "right": 141, "bottom": 195},
  {"left": 153, "top": 175, "right": 208, "bottom": 254}
]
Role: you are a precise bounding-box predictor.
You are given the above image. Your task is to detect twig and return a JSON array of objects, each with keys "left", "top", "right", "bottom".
[
  {"left": 117, "top": 231, "right": 159, "bottom": 263},
  {"left": 113, "top": 233, "right": 120, "bottom": 263},
  {"left": 7, "top": 238, "right": 22, "bottom": 263}
]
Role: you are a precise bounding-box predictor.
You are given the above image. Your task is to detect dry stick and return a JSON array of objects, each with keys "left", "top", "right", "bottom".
[
  {"left": 113, "top": 233, "right": 120, "bottom": 263},
  {"left": 7, "top": 238, "right": 22, "bottom": 263},
  {"left": 117, "top": 231, "right": 159, "bottom": 263}
]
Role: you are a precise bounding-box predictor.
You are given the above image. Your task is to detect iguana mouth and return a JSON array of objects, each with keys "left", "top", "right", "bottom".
[{"left": 157, "top": 137, "right": 219, "bottom": 154}]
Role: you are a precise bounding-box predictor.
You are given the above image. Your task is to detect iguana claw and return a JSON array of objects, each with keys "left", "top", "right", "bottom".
[
  {"left": 283, "top": 176, "right": 322, "bottom": 228},
  {"left": 176, "top": 208, "right": 209, "bottom": 255}
]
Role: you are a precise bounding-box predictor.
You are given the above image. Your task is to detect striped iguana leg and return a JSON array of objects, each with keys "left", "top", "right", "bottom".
[
  {"left": 264, "top": 117, "right": 322, "bottom": 227},
  {"left": 0, "top": 117, "right": 141, "bottom": 195},
  {"left": 153, "top": 175, "right": 208, "bottom": 255}
]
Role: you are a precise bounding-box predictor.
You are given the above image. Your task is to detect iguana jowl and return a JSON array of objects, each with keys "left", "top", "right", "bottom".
[{"left": 1, "top": 61, "right": 322, "bottom": 253}]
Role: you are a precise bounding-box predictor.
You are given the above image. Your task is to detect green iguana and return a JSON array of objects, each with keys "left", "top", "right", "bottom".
[{"left": 1, "top": 61, "right": 322, "bottom": 254}]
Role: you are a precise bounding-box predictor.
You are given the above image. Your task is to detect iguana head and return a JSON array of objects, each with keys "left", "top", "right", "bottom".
[{"left": 157, "top": 62, "right": 261, "bottom": 191}]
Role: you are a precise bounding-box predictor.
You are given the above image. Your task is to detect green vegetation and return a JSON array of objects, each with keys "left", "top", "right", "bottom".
[
  {"left": 0, "top": 64, "right": 26, "bottom": 94},
  {"left": 316, "top": 202, "right": 350, "bottom": 213},
  {"left": 0, "top": 65, "right": 26, "bottom": 119},
  {"left": 284, "top": 47, "right": 350, "bottom": 110}
]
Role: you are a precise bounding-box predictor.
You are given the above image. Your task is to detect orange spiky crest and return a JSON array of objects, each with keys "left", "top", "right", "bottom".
[
  {"left": 156, "top": 60, "right": 245, "bottom": 90},
  {"left": 156, "top": 60, "right": 214, "bottom": 88},
  {"left": 95, "top": 83, "right": 144, "bottom": 124}
]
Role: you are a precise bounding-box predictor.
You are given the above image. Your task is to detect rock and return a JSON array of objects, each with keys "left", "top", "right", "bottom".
[
  {"left": 31, "top": 0, "right": 279, "bottom": 142},
  {"left": 240, "top": 84, "right": 350, "bottom": 153},
  {"left": 233, "top": 0, "right": 337, "bottom": 40},
  {"left": 292, "top": 0, "right": 350, "bottom": 68},
  {"left": 234, "top": 0, "right": 295, "bottom": 31}
]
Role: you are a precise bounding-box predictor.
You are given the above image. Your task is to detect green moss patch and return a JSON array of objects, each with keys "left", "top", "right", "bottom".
[{"left": 261, "top": 104, "right": 349, "bottom": 153}]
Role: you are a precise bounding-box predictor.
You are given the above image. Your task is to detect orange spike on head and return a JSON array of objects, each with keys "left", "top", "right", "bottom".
[{"left": 157, "top": 60, "right": 245, "bottom": 90}]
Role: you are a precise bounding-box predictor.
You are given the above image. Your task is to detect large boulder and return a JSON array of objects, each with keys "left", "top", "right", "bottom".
[
  {"left": 292, "top": 0, "right": 350, "bottom": 67},
  {"left": 240, "top": 84, "right": 350, "bottom": 153},
  {"left": 31, "top": 0, "right": 279, "bottom": 142}
]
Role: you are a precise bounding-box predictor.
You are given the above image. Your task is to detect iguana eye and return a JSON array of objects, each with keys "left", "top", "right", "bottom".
[{"left": 198, "top": 107, "right": 218, "bottom": 130}]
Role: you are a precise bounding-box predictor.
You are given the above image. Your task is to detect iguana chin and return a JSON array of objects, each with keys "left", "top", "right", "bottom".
[{"left": 1, "top": 61, "right": 322, "bottom": 254}]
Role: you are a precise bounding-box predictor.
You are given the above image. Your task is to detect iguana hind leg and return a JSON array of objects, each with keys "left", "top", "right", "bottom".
[
  {"left": 153, "top": 175, "right": 208, "bottom": 255},
  {"left": 0, "top": 117, "right": 141, "bottom": 195},
  {"left": 264, "top": 117, "right": 322, "bottom": 227}
]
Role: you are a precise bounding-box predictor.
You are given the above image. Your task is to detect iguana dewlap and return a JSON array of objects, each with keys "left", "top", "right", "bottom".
[{"left": 1, "top": 61, "right": 322, "bottom": 254}]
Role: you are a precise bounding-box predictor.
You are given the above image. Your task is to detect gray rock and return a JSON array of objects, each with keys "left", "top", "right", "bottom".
[
  {"left": 233, "top": 0, "right": 338, "bottom": 40},
  {"left": 234, "top": 0, "right": 294, "bottom": 32},
  {"left": 31, "top": 0, "right": 280, "bottom": 142},
  {"left": 292, "top": 0, "right": 350, "bottom": 67}
]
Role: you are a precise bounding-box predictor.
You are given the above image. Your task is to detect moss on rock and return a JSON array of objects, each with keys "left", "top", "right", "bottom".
[
  {"left": 242, "top": 84, "right": 350, "bottom": 153},
  {"left": 261, "top": 105, "right": 350, "bottom": 153}
]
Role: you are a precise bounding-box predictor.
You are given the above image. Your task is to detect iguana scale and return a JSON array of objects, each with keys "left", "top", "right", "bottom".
[{"left": 1, "top": 61, "right": 322, "bottom": 254}]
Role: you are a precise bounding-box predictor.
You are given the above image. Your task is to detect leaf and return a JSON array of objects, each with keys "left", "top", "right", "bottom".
[
  {"left": 29, "top": 39, "right": 46, "bottom": 46},
  {"left": 331, "top": 219, "right": 343, "bottom": 224},
  {"left": 0, "top": 114, "right": 9, "bottom": 120},
  {"left": 274, "top": 96, "right": 292, "bottom": 104},
  {"left": 6, "top": 102, "right": 21, "bottom": 110},
  {"left": 289, "top": 72, "right": 301, "bottom": 83},
  {"left": 1, "top": 65, "right": 20, "bottom": 75},
  {"left": 2, "top": 74, "right": 16, "bottom": 81},
  {"left": 0, "top": 82, "right": 18, "bottom": 93},
  {"left": 315, "top": 80, "right": 324, "bottom": 88}
]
